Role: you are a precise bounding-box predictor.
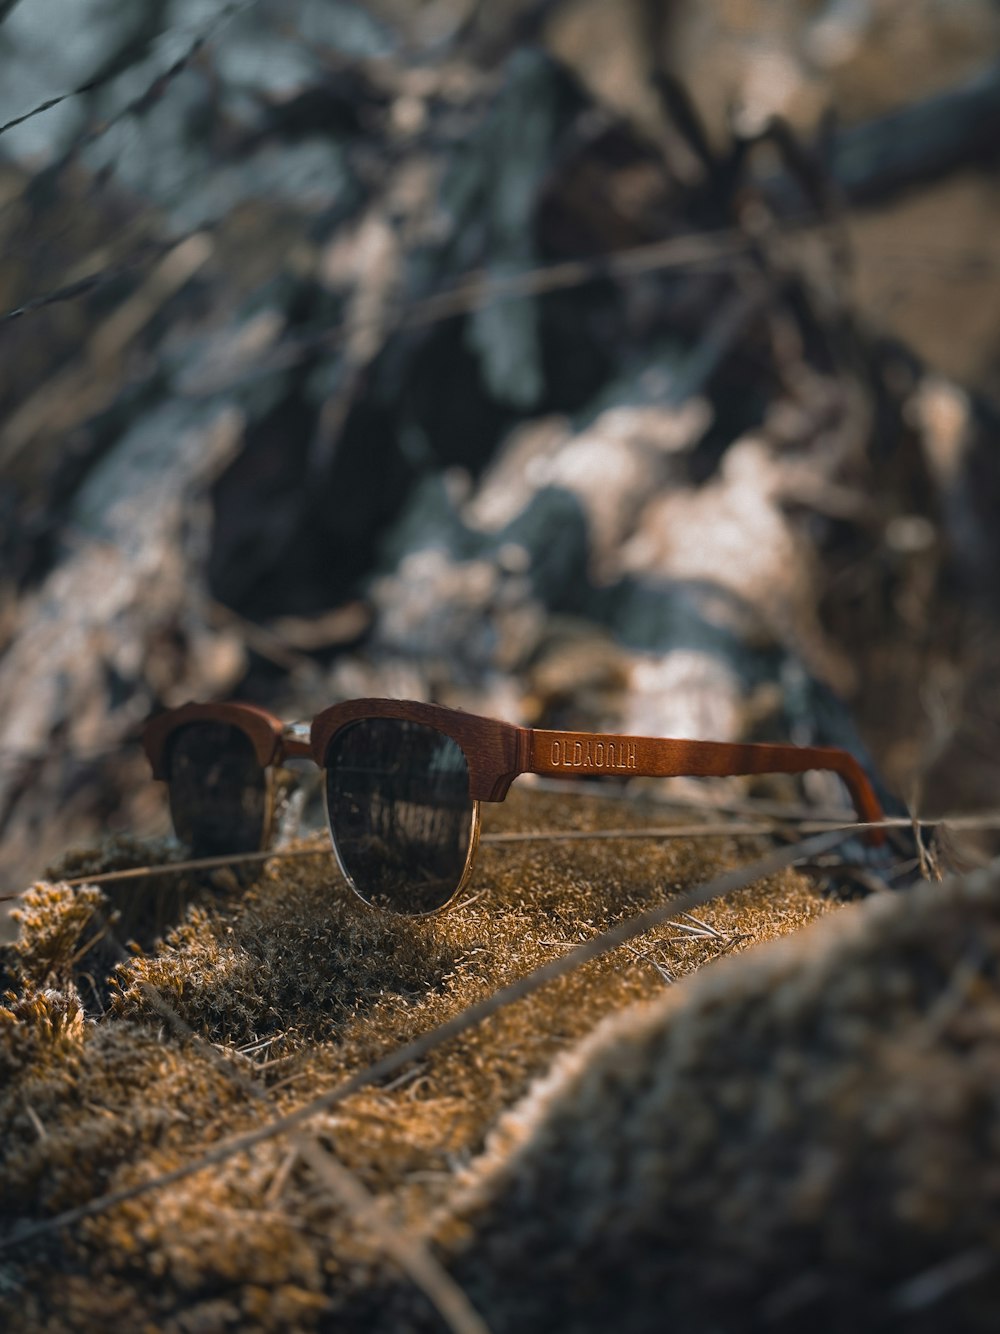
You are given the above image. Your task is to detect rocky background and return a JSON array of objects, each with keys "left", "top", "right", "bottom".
[
  {"left": 3, "top": 4, "right": 1000, "bottom": 1331},
  {"left": 2, "top": 0, "right": 1000, "bottom": 890}
]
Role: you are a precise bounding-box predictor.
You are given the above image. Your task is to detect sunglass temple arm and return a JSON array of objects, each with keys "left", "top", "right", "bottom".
[{"left": 523, "top": 729, "right": 886, "bottom": 847}]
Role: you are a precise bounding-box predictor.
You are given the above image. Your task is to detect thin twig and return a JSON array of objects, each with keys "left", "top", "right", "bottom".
[
  {"left": 295, "top": 1138, "right": 490, "bottom": 1334},
  {"left": 0, "top": 236, "right": 191, "bottom": 323},
  {"left": 55, "top": 844, "right": 332, "bottom": 887},
  {"left": 0, "top": 0, "right": 257, "bottom": 143},
  {"left": 0, "top": 830, "right": 852, "bottom": 1254},
  {"left": 480, "top": 822, "right": 771, "bottom": 843},
  {"left": 2, "top": 811, "right": 998, "bottom": 905},
  {"left": 66, "top": 922, "right": 112, "bottom": 966},
  {"left": 0, "top": 226, "right": 747, "bottom": 332},
  {"left": 107, "top": 947, "right": 491, "bottom": 1334},
  {"left": 893, "top": 1248, "right": 995, "bottom": 1312}
]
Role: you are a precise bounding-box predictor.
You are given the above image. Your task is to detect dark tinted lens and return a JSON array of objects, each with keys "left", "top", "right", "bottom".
[
  {"left": 325, "top": 718, "right": 474, "bottom": 914},
  {"left": 166, "top": 722, "right": 268, "bottom": 856}
]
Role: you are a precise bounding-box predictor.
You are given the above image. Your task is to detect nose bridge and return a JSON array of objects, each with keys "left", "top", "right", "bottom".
[{"left": 279, "top": 720, "right": 314, "bottom": 762}]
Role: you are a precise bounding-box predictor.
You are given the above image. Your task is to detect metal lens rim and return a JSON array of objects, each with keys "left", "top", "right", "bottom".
[{"left": 322, "top": 720, "right": 481, "bottom": 917}]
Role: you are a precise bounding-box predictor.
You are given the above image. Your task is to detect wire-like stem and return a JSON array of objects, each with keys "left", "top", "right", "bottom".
[{"left": 0, "top": 829, "right": 851, "bottom": 1254}]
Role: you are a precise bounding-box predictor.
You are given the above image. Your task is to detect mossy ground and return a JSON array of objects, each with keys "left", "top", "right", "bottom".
[
  {"left": 431, "top": 859, "right": 1000, "bottom": 1334},
  {"left": 0, "top": 786, "right": 835, "bottom": 1332}
]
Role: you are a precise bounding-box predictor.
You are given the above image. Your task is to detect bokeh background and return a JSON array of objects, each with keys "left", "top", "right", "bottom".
[{"left": 2, "top": 0, "right": 1000, "bottom": 889}]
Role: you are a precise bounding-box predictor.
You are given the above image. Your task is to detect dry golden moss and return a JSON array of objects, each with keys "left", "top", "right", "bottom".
[
  {"left": 8, "top": 882, "right": 108, "bottom": 988},
  {"left": 1, "top": 787, "right": 841, "bottom": 1332},
  {"left": 419, "top": 862, "right": 1000, "bottom": 1334}
]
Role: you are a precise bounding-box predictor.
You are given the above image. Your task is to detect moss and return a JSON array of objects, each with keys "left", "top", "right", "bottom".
[
  {"left": 44, "top": 835, "right": 239, "bottom": 953},
  {"left": 0, "top": 786, "right": 847, "bottom": 1332},
  {"left": 428, "top": 862, "right": 1000, "bottom": 1333},
  {"left": 8, "top": 882, "right": 108, "bottom": 989}
]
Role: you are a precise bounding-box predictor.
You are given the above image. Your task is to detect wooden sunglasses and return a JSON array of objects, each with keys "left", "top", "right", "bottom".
[{"left": 143, "top": 698, "right": 886, "bottom": 914}]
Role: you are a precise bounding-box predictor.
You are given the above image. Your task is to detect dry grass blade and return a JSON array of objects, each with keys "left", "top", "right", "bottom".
[
  {"left": 0, "top": 828, "right": 851, "bottom": 1255},
  {"left": 294, "top": 1138, "right": 491, "bottom": 1334},
  {"left": 38, "top": 821, "right": 836, "bottom": 889},
  {"left": 0, "top": 227, "right": 749, "bottom": 331},
  {"left": 395, "top": 233, "right": 749, "bottom": 330},
  {"left": 480, "top": 823, "right": 772, "bottom": 843},
  {"left": 55, "top": 845, "right": 333, "bottom": 888},
  {"left": 1, "top": 233, "right": 213, "bottom": 466},
  {"left": 0, "top": 236, "right": 190, "bottom": 324},
  {"left": 0, "top": 807, "right": 995, "bottom": 904},
  {"left": 0, "top": 0, "right": 257, "bottom": 142},
  {"left": 893, "top": 1248, "right": 996, "bottom": 1312},
  {"left": 109, "top": 948, "right": 491, "bottom": 1334}
]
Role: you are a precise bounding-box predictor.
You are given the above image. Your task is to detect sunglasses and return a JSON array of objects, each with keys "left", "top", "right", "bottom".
[{"left": 142, "top": 698, "right": 886, "bottom": 916}]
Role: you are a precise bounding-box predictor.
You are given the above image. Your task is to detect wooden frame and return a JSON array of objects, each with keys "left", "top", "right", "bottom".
[
  {"left": 146, "top": 697, "right": 886, "bottom": 847},
  {"left": 144, "top": 700, "right": 312, "bottom": 777},
  {"left": 143, "top": 700, "right": 308, "bottom": 858}
]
